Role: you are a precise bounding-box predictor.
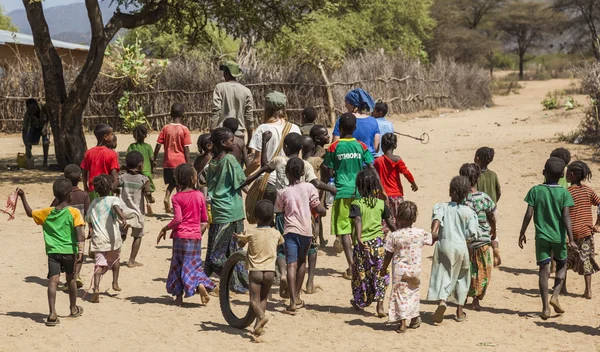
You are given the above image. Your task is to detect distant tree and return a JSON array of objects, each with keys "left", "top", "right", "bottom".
[
  {"left": 0, "top": 5, "right": 18, "bottom": 32},
  {"left": 23, "top": 0, "right": 318, "bottom": 168},
  {"left": 554, "top": 0, "right": 600, "bottom": 59},
  {"left": 496, "top": 1, "right": 564, "bottom": 79}
]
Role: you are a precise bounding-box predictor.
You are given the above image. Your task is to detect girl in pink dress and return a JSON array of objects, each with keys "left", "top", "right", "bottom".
[
  {"left": 157, "top": 164, "right": 214, "bottom": 306},
  {"left": 381, "top": 201, "right": 436, "bottom": 333}
]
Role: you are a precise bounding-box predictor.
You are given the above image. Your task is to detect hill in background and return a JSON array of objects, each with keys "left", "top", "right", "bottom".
[{"left": 8, "top": 1, "right": 121, "bottom": 44}]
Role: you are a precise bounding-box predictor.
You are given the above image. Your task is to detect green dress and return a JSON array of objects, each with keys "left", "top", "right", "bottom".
[{"left": 127, "top": 142, "right": 155, "bottom": 192}]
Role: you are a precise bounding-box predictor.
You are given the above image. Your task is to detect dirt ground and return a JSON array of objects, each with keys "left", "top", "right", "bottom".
[{"left": 1, "top": 78, "right": 599, "bottom": 351}]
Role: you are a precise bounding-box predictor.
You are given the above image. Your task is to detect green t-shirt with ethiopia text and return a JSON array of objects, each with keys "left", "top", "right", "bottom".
[
  {"left": 323, "top": 138, "right": 374, "bottom": 200},
  {"left": 524, "top": 184, "right": 574, "bottom": 244}
]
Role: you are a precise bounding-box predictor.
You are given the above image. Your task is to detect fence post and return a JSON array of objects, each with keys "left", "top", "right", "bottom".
[{"left": 317, "top": 61, "right": 336, "bottom": 127}]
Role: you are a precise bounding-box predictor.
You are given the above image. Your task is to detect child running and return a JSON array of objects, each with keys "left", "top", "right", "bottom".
[
  {"left": 459, "top": 163, "right": 498, "bottom": 311},
  {"left": 223, "top": 118, "right": 250, "bottom": 168},
  {"left": 427, "top": 176, "right": 478, "bottom": 324},
  {"left": 323, "top": 113, "right": 376, "bottom": 279},
  {"left": 86, "top": 175, "right": 129, "bottom": 303},
  {"left": 81, "top": 124, "right": 120, "bottom": 200},
  {"left": 374, "top": 133, "right": 418, "bottom": 232},
  {"left": 50, "top": 164, "right": 90, "bottom": 289},
  {"left": 17, "top": 179, "right": 85, "bottom": 326},
  {"left": 205, "top": 128, "right": 248, "bottom": 293},
  {"left": 276, "top": 157, "right": 326, "bottom": 314},
  {"left": 127, "top": 124, "right": 156, "bottom": 215},
  {"left": 381, "top": 201, "right": 435, "bottom": 333},
  {"left": 565, "top": 161, "right": 600, "bottom": 299},
  {"left": 157, "top": 164, "right": 214, "bottom": 306},
  {"left": 348, "top": 169, "right": 396, "bottom": 317},
  {"left": 474, "top": 147, "right": 501, "bottom": 204},
  {"left": 519, "top": 157, "right": 576, "bottom": 319},
  {"left": 153, "top": 103, "right": 192, "bottom": 213},
  {"left": 236, "top": 200, "right": 284, "bottom": 336},
  {"left": 119, "top": 151, "right": 153, "bottom": 268}
]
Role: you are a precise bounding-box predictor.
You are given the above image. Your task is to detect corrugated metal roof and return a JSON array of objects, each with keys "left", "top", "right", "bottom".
[{"left": 0, "top": 29, "right": 89, "bottom": 51}]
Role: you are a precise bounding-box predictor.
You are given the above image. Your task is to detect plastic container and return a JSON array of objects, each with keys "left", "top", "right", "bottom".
[
  {"left": 17, "top": 153, "right": 26, "bottom": 169},
  {"left": 326, "top": 178, "right": 335, "bottom": 206}
]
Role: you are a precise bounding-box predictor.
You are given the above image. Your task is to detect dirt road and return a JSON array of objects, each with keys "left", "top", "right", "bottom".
[{"left": 0, "top": 79, "right": 598, "bottom": 351}]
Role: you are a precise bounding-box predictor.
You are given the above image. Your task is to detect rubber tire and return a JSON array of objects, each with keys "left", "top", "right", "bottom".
[{"left": 219, "top": 250, "right": 256, "bottom": 329}]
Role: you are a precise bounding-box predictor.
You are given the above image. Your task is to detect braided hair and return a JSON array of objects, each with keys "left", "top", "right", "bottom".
[
  {"left": 381, "top": 133, "right": 397, "bottom": 153},
  {"left": 197, "top": 133, "right": 212, "bottom": 154},
  {"left": 93, "top": 174, "right": 114, "bottom": 196},
  {"left": 567, "top": 161, "right": 592, "bottom": 183},
  {"left": 450, "top": 176, "right": 470, "bottom": 203},
  {"left": 459, "top": 163, "right": 481, "bottom": 187},
  {"left": 211, "top": 127, "right": 233, "bottom": 157},
  {"left": 132, "top": 124, "right": 148, "bottom": 142},
  {"left": 174, "top": 163, "right": 197, "bottom": 189},
  {"left": 475, "top": 147, "right": 495, "bottom": 167},
  {"left": 355, "top": 169, "right": 384, "bottom": 208},
  {"left": 396, "top": 201, "right": 418, "bottom": 223},
  {"left": 285, "top": 157, "right": 304, "bottom": 182}
]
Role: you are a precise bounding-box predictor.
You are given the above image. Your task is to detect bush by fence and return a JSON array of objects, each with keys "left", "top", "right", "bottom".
[{"left": 0, "top": 53, "right": 492, "bottom": 133}]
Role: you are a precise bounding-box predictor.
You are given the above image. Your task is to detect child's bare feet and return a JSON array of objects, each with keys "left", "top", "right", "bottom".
[
  {"left": 549, "top": 296, "right": 564, "bottom": 314},
  {"left": 146, "top": 204, "right": 154, "bottom": 217},
  {"left": 540, "top": 307, "right": 551, "bottom": 320},
  {"left": 396, "top": 320, "right": 407, "bottom": 334},
  {"left": 127, "top": 261, "right": 144, "bottom": 268},
  {"left": 472, "top": 297, "right": 482, "bottom": 311},
  {"left": 197, "top": 284, "right": 210, "bottom": 304},
  {"left": 91, "top": 290, "right": 100, "bottom": 303},
  {"left": 305, "top": 283, "right": 322, "bottom": 294},
  {"left": 279, "top": 279, "right": 289, "bottom": 299},
  {"left": 583, "top": 290, "right": 592, "bottom": 299},
  {"left": 376, "top": 302, "right": 387, "bottom": 318},
  {"left": 164, "top": 200, "right": 173, "bottom": 214},
  {"left": 174, "top": 295, "right": 183, "bottom": 306},
  {"left": 113, "top": 283, "right": 122, "bottom": 292},
  {"left": 254, "top": 315, "right": 269, "bottom": 336}
]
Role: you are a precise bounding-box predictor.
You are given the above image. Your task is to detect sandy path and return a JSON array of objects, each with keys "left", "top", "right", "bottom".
[{"left": 1, "top": 79, "right": 599, "bottom": 351}]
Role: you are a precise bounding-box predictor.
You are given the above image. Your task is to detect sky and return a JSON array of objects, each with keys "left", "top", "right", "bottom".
[{"left": 3, "top": 0, "right": 80, "bottom": 13}]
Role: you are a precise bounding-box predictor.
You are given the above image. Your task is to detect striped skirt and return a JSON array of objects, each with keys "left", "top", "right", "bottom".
[{"left": 166, "top": 238, "right": 215, "bottom": 297}]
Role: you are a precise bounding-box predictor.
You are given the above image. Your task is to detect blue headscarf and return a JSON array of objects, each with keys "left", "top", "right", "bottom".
[{"left": 345, "top": 88, "right": 375, "bottom": 112}]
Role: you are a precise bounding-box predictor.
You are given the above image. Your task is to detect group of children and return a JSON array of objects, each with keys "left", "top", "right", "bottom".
[{"left": 18, "top": 97, "right": 600, "bottom": 337}]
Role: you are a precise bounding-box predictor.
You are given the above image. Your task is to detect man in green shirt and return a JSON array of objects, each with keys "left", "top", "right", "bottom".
[
  {"left": 519, "top": 157, "right": 576, "bottom": 321},
  {"left": 322, "top": 113, "right": 376, "bottom": 280}
]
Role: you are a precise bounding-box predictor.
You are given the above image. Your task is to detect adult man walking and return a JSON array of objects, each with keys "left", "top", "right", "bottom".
[
  {"left": 22, "top": 98, "right": 51, "bottom": 168},
  {"left": 211, "top": 61, "right": 255, "bottom": 142}
]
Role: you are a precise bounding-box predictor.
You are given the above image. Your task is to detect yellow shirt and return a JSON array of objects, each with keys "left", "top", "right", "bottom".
[{"left": 237, "top": 227, "right": 284, "bottom": 271}]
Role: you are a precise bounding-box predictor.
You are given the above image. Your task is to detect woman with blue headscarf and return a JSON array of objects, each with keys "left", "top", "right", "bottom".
[{"left": 332, "top": 88, "right": 381, "bottom": 157}]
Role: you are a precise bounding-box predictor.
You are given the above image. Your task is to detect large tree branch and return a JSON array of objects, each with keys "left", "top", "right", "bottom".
[{"left": 86, "top": 0, "right": 104, "bottom": 39}]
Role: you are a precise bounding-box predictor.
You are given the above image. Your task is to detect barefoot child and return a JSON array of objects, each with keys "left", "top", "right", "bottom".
[
  {"left": 86, "top": 175, "right": 128, "bottom": 303},
  {"left": 519, "top": 157, "right": 576, "bottom": 320},
  {"left": 236, "top": 200, "right": 284, "bottom": 336},
  {"left": 459, "top": 163, "right": 498, "bottom": 311},
  {"left": 153, "top": 103, "right": 192, "bottom": 213},
  {"left": 565, "top": 161, "right": 600, "bottom": 299},
  {"left": 322, "top": 113, "right": 376, "bottom": 279},
  {"left": 427, "top": 176, "right": 478, "bottom": 324},
  {"left": 374, "top": 133, "right": 418, "bottom": 233},
  {"left": 51, "top": 164, "right": 90, "bottom": 289},
  {"left": 348, "top": 169, "right": 396, "bottom": 317},
  {"left": 81, "top": 124, "right": 120, "bottom": 200},
  {"left": 381, "top": 201, "right": 435, "bottom": 333},
  {"left": 18, "top": 179, "right": 85, "bottom": 326},
  {"left": 474, "top": 147, "right": 501, "bottom": 204},
  {"left": 119, "top": 151, "right": 153, "bottom": 268},
  {"left": 157, "top": 164, "right": 214, "bottom": 306},
  {"left": 205, "top": 128, "right": 249, "bottom": 293},
  {"left": 127, "top": 124, "right": 156, "bottom": 215},
  {"left": 223, "top": 118, "right": 250, "bottom": 168},
  {"left": 276, "top": 157, "right": 326, "bottom": 314}
]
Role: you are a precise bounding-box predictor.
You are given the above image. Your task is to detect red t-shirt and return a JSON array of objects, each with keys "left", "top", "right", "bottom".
[
  {"left": 374, "top": 155, "right": 415, "bottom": 197},
  {"left": 157, "top": 123, "right": 192, "bottom": 169},
  {"left": 80, "top": 146, "right": 120, "bottom": 191}
]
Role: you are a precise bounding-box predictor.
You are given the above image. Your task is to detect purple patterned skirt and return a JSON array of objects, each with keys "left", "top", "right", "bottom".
[{"left": 167, "top": 238, "right": 215, "bottom": 297}]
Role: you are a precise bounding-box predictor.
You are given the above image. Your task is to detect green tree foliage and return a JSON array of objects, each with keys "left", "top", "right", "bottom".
[
  {"left": 495, "top": 0, "right": 564, "bottom": 78},
  {"left": 262, "top": 0, "right": 435, "bottom": 69},
  {"left": 0, "top": 5, "right": 18, "bottom": 32}
]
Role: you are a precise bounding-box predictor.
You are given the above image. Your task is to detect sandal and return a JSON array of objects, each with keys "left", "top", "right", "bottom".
[
  {"left": 333, "top": 238, "right": 344, "bottom": 253},
  {"left": 69, "top": 305, "right": 84, "bottom": 318},
  {"left": 45, "top": 317, "right": 60, "bottom": 327},
  {"left": 342, "top": 270, "right": 352, "bottom": 280},
  {"left": 433, "top": 302, "right": 447, "bottom": 324},
  {"left": 409, "top": 317, "right": 421, "bottom": 329},
  {"left": 455, "top": 312, "right": 467, "bottom": 322},
  {"left": 296, "top": 300, "right": 305, "bottom": 310}
]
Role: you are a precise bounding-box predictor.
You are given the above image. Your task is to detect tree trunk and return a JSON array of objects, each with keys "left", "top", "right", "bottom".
[
  {"left": 238, "top": 34, "right": 258, "bottom": 69},
  {"left": 519, "top": 54, "right": 524, "bottom": 79}
]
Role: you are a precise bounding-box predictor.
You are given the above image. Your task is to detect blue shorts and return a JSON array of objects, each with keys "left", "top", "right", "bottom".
[
  {"left": 284, "top": 233, "right": 311, "bottom": 265},
  {"left": 26, "top": 127, "right": 49, "bottom": 145}
]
